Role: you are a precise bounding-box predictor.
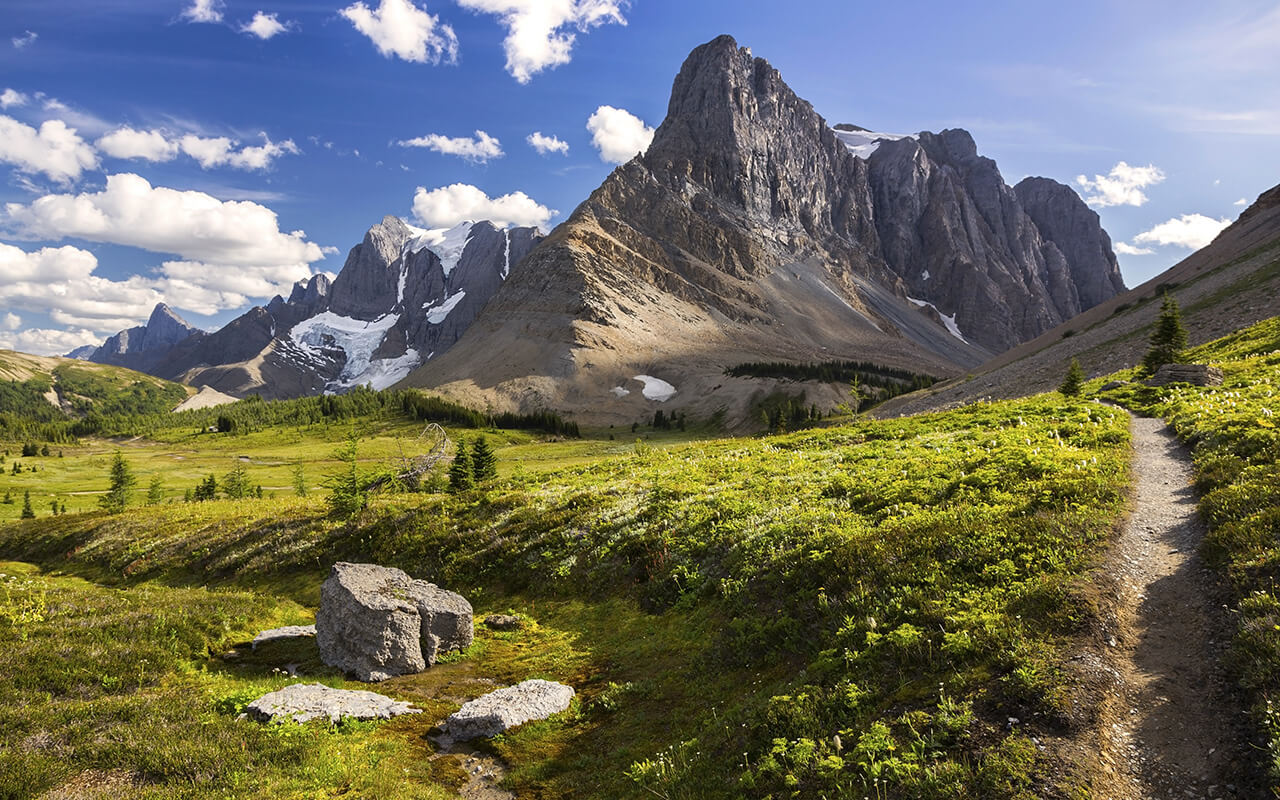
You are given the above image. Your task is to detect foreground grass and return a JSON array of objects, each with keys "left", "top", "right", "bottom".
[
  {"left": 1, "top": 395, "right": 1130, "bottom": 798},
  {"left": 1101, "top": 316, "right": 1280, "bottom": 791}
]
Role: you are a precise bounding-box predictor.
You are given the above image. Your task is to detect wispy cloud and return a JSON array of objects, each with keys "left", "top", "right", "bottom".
[
  {"left": 12, "top": 31, "right": 38, "bottom": 50},
  {"left": 398, "top": 130, "right": 503, "bottom": 162}
]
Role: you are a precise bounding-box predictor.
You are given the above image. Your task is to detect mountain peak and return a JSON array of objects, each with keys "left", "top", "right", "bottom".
[{"left": 143, "top": 303, "right": 198, "bottom": 349}]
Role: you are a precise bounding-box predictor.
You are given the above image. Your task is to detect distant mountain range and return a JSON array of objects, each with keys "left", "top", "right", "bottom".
[
  {"left": 77, "top": 219, "right": 543, "bottom": 399},
  {"left": 78, "top": 35, "right": 1131, "bottom": 422}
]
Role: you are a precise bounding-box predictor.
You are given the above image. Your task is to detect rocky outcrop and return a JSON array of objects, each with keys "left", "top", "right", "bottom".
[
  {"left": 315, "top": 562, "right": 473, "bottom": 682},
  {"left": 1015, "top": 177, "right": 1127, "bottom": 310},
  {"left": 444, "top": 680, "right": 575, "bottom": 740},
  {"left": 87, "top": 303, "right": 204, "bottom": 371},
  {"left": 244, "top": 683, "right": 421, "bottom": 724},
  {"left": 1145, "top": 364, "right": 1224, "bottom": 387}
]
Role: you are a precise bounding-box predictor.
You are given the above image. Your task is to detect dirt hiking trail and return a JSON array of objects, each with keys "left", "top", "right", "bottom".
[{"left": 1093, "top": 415, "right": 1252, "bottom": 799}]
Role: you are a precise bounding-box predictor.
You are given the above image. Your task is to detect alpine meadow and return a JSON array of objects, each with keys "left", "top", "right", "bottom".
[{"left": 2, "top": 2, "right": 1280, "bottom": 799}]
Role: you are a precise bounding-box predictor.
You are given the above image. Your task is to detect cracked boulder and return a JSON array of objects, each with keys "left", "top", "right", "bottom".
[{"left": 316, "top": 562, "right": 473, "bottom": 681}]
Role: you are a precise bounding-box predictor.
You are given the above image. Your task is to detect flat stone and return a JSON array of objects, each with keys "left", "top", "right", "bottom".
[
  {"left": 445, "top": 679, "right": 574, "bottom": 740},
  {"left": 244, "top": 682, "right": 421, "bottom": 724},
  {"left": 1145, "top": 364, "right": 1223, "bottom": 387},
  {"left": 315, "top": 562, "right": 473, "bottom": 682},
  {"left": 251, "top": 624, "right": 316, "bottom": 650},
  {"left": 483, "top": 614, "right": 523, "bottom": 631}
]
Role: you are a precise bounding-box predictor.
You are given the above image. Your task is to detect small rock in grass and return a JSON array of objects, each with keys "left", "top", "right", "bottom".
[
  {"left": 483, "top": 614, "right": 523, "bottom": 631},
  {"left": 244, "top": 682, "right": 421, "bottom": 724},
  {"left": 251, "top": 624, "right": 317, "bottom": 650},
  {"left": 445, "top": 679, "right": 574, "bottom": 740}
]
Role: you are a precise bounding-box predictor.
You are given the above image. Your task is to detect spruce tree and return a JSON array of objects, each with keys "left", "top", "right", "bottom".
[
  {"left": 1143, "top": 292, "right": 1189, "bottom": 374},
  {"left": 449, "top": 440, "right": 474, "bottom": 492},
  {"left": 1059, "top": 358, "right": 1085, "bottom": 397},
  {"left": 472, "top": 436, "right": 497, "bottom": 482},
  {"left": 324, "top": 428, "right": 366, "bottom": 516},
  {"left": 223, "top": 464, "right": 249, "bottom": 499},
  {"left": 2, "top": 490, "right": 10, "bottom": 504},
  {"left": 21, "top": 490, "right": 35, "bottom": 519},
  {"left": 146, "top": 475, "right": 164, "bottom": 505},
  {"left": 98, "top": 452, "right": 135, "bottom": 513},
  {"left": 292, "top": 464, "right": 308, "bottom": 497}
]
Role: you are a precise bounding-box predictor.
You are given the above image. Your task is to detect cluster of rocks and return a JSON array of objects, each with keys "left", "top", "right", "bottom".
[{"left": 241, "top": 562, "right": 573, "bottom": 739}]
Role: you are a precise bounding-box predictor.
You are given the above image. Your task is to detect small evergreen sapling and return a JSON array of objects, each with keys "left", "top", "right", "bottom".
[
  {"left": 146, "top": 476, "right": 164, "bottom": 505},
  {"left": 21, "top": 490, "right": 35, "bottom": 519},
  {"left": 1059, "top": 358, "right": 1085, "bottom": 397}
]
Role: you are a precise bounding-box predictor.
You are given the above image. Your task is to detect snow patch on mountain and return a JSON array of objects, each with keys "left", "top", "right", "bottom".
[
  {"left": 289, "top": 311, "right": 407, "bottom": 390},
  {"left": 906, "top": 297, "right": 968, "bottom": 343},
  {"left": 634, "top": 375, "right": 677, "bottom": 402},
  {"left": 833, "top": 127, "right": 915, "bottom": 160},
  {"left": 424, "top": 291, "right": 466, "bottom": 324},
  {"left": 404, "top": 221, "right": 475, "bottom": 276},
  {"left": 610, "top": 386, "right": 630, "bottom": 397}
]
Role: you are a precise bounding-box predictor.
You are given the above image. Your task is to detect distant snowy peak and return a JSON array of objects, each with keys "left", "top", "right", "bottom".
[
  {"left": 832, "top": 124, "right": 916, "bottom": 160},
  {"left": 404, "top": 221, "right": 476, "bottom": 276}
]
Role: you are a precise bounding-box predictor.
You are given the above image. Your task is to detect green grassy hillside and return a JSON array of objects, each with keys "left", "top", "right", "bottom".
[
  {"left": 0, "top": 392, "right": 1131, "bottom": 799},
  {"left": 0, "top": 350, "right": 192, "bottom": 442}
]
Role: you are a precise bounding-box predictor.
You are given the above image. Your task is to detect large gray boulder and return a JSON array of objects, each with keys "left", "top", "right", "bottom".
[
  {"left": 316, "top": 562, "right": 473, "bottom": 682},
  {"left": 244, "top": 682, "right": 420, "bottom": 724},
  {"left": 444, "top": 679, "right": 575, "bottom": 740}
]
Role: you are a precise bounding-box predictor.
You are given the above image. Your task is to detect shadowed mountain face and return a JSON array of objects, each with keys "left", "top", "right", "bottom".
[
  {"left": 400, "top": 35, "right": 1125, "bottom": 423},
  {"left": 84, "top": 218, "right": 543, "bottom": 399},
  {"left": 873, "top": 180, "right": 1280, "bottom": 418}
]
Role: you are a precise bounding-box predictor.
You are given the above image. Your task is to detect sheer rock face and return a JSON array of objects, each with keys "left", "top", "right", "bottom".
[
  {"left": 402, "top": 35, "right": 1125, "bottom": 421},
  {"left": 328, "top": 215, "right": 415, "bottom": 320},
  {"left": 88, "top": 303, "right": 205, "bottom": 372},
  {"left": 1014, "top": 177, "right": 1127, "bottom": 310},
  {"left": 315, "top": 562, "right": 473, "bottom": 683}
]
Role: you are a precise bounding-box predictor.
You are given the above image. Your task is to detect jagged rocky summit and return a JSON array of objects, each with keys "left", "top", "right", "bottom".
[
  {"left": 400, "top": 34, "right": 1126, "bottom": 423},
  {"left": 81, "top": 218, "right": 543, "bottom": 399}
]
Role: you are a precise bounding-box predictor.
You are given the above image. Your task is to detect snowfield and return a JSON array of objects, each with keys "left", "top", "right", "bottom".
[
  {"left": 832, "top": 127, "right": 915, "bottom": 159},
  {"left": 423, "top": 290, "right": 466, "bottom": 323},
  {"left": 288, "top": 312, "right": 416, "bottom": 391},
  {"left": 633, "top": 375, "right": 677, "bottom": 402},
  {"left": 404, "top": 221, "right": 475, "bottom": 276}
]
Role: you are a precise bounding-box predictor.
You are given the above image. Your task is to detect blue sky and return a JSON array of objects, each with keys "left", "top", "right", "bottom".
[{"left": 1, "top": 0, "right": 1277, "bottom": 354}]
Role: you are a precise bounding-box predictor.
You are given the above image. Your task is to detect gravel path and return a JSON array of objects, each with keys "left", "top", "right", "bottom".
[{"left": 1095, "top": 416, "right": 1250, "bottom": 799}]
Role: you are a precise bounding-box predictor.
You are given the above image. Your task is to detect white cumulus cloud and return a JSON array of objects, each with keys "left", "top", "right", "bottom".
[
  {"left": 179, "top": 133, "right": 299, "bottom": 170},
  {"left": 0, "top": 115, "right": 98, "bottom": 184},
  {"left": 586, "top": 105, "right": 653, "bottom": 164},
  {"left": 182, "top": 0, "right": 224, "bottom": 24},
  {"left": 1114, "top": 242, "right": 1155, "bottom": 256},
  {"left": 456, "top": 0, "right": 627, "bottom": 83},
  {"left": 341, "top": 0, "right": 458, "bottom": 64},
  {"left": 12, "top": 31, "right": 38, "bottom": 50},
  {"left": 0, "top": 328, "right": 102, "bottom": 357},
  {"left": 241, "top": 11, "right": 291, "bottom": 40},
  {"left": 4, "top": 173, "right": 325, "bottom": 269},
  {"left": 527, "top": 131, "right": 568, "bottom": 155},
  {"left": 398, "top": 130, "right": 503, "bottom": 162},
  {"left": 97, "top": 127, "right": 180, "bottom": 162},
  {"left": 0, "top": 89, "right": 27, "bottom": 109},
  {"left": 1234, "top": 197, "right": 1249, "bottom": 207},
  {"left": 1075, "top": 161, "right": 1166, "bottom": 208},
  {"left": 1, "top": 312, "right": 19, "bottom": 331},
  {"left": 1133, "top": 213, "right": 1232, "bottom": 251},
  {"left": 411, "top": 183, "right": 554, "bottom": 229}
]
